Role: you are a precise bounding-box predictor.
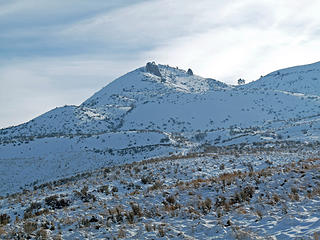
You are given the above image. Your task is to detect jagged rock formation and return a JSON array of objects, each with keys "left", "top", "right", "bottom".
[
  {"left": 187, "top": 68, "right": 193, "bottom": 75},
  {"left": 145, "top": 61, "right": 162, "bottom": 77}
]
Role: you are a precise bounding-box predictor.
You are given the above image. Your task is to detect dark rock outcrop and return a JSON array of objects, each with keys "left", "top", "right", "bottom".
[
  {"left": 238, "top": 78, "right": 245, "bottom": 85},
  {"left": 187, "top": 68, "right": 193, "bottom": 76},
  {"left": 146, "top": 62, "right": 162, "bottom": 77}
]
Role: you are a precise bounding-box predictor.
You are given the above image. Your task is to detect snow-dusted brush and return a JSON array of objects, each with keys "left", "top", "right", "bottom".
[{"left": 0, "top": 144, "right": 319, "bottom": 239}]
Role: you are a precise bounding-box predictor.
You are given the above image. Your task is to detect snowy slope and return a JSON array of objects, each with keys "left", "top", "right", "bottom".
[
  {"left": 245, "top": 61, "right": 320, "bottom": 95},
  {"left": 1, "top": 148, "right": 319, "bottom": 239},
  {"left": 1, "top": 61, "right": 320, "bottom": 195}
]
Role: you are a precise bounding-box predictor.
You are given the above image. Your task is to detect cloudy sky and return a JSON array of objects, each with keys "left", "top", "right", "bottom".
[{"left": 1, "top": 0, "right": 319, "bottom": 128}]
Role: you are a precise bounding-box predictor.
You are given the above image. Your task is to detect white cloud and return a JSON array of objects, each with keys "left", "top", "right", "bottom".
[
  {"left": 0, "top": 0, "right": 320, "bottom": 128},
  {"left": 0, "top": 57, "right": 144, "bottom": 128}
]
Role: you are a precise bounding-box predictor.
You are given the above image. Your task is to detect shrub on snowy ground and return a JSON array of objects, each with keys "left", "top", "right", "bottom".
[
  {"left": 199, "top": 197, "right": 212, "bottom": 214},
  {"left": 165, "top": 195, "right": 176, "bottom": 205},
  {"left": 130, "top": 202, "right": 142, "bottom": 217},
  {"left": 98, "top": 185, "right": 109, "bottom": 195},
  {"left": 0, "top": 214, "right": 10, "bottom": 225},
  {"left": 45, "top": 195, "right": 71, "bottom": 209},
  {"left": 23, "top": 221, "right": 37, "bottom": 234}
]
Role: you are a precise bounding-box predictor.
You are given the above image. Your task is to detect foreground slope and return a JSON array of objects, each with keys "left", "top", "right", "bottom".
[
  {"left": 1, "top": 146, "right": 319, "bottom": 239},
  {"left": 1, "top": 61, "right": 320, "bottom": 195}
]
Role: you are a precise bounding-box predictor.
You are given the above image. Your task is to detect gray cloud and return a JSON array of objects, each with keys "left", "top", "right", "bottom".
[{"left": 0, "top": 0, "right": 320, "bottom": 128}]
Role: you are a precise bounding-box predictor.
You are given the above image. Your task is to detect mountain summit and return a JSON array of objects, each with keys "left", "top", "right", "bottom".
[{"left": 1, "top": 61, "right": 320, "bottom": 195}]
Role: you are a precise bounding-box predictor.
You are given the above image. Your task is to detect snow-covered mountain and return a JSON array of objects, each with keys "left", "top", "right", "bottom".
[{"left": 1, "top": 61, "right": 320, "bottom": 195}]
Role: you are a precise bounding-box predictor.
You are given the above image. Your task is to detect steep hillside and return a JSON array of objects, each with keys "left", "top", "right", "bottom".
[{"left": 1, "top": 61, "right": 320, "bottom": 195}]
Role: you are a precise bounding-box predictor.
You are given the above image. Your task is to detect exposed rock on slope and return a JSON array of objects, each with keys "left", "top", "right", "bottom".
[{"left": 146, "top": 61, "right": 162, "bottom": 77}]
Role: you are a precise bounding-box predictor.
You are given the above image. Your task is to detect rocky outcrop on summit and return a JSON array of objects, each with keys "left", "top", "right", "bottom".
[
  {"left": 187, "top": 68, "right": 193, "bottom": 76},
  {"left": 238, "top": 78, "right": 245, "bottom": 85},
  {"left": 145, "top": 62, "right": 162, "bottom": 77}
]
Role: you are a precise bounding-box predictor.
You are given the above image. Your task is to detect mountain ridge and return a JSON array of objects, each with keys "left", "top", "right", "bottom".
[{"left": 1, "top": 61, "right": 320, "bottom": 195}]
